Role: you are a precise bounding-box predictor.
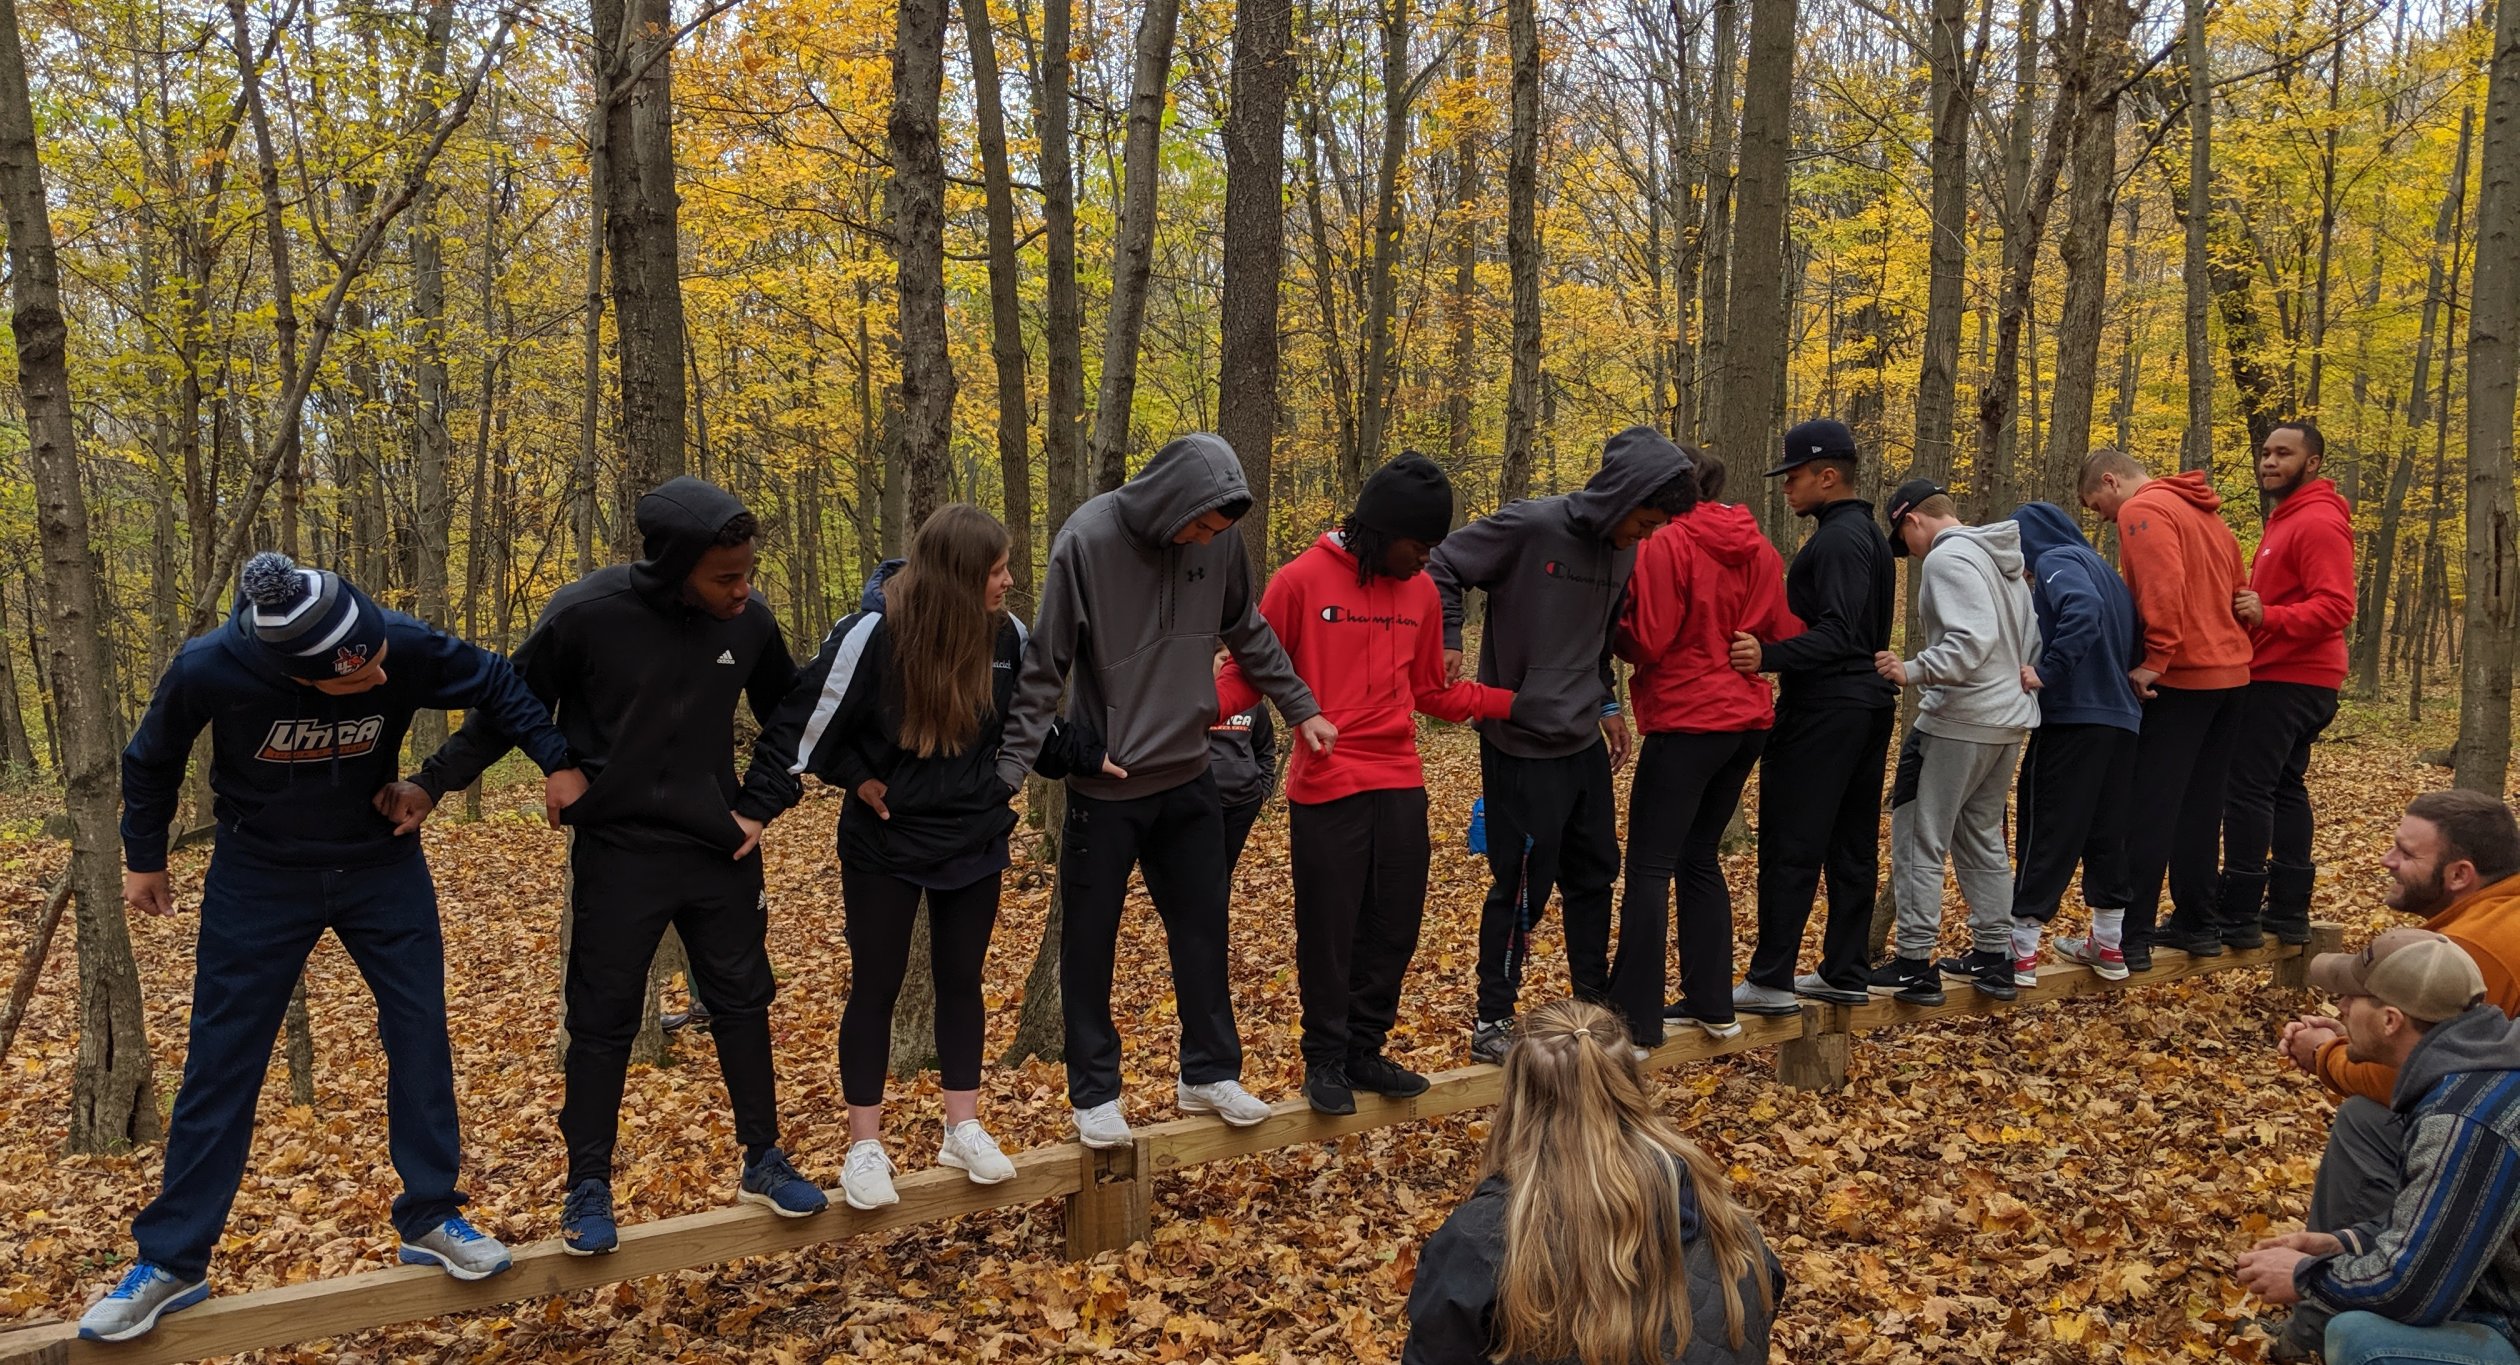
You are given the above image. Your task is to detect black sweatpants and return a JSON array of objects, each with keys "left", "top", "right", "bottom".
[
  {"left": 2219, "top": 680, "right": 2339, "bottom": 930},
  {"left": 1221, "top": 795, "right": 1264, "bottom": 885},
  {"left": 2123, "top": 684, "right": 2246, "bottom": 949},
  {"left": 1289, "top": 787, "right": 1430, "bottom": 1068},
  {"left": 1610, "top": 728, "right": 1766, "bottom": 1045},
  {"left": 1747, "top": 704, "right": 1894, "bottom": 994},
  {"left": 1474, "top": 739, "right": 1621, "bottom": 1023},
  {"left": 1061, "top": 772, "right": 1242, "bottom": 1108},
  {"left": 2011, "top": 722, "right": 2138, "bottom": 923},
  {"left": 561, "top": 829, "right": 781, "bottom": 1186},
  {"left": 837, "top": 866, "right": 1001, "bottom": 1106}
]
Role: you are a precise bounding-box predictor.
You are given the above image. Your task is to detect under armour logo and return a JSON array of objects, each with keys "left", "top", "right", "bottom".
[{"left": 1185, "top": 567, "right": 1207, "bottom": 582}]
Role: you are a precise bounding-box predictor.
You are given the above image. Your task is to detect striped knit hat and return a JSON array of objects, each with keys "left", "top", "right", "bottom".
[{"left": 239, "top": 552, "right": 389, "bottom": 680}]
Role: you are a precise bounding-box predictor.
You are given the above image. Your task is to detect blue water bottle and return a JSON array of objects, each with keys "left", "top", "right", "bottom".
[{"left": 1468, "top": 797, "right": 1488, "bottom": 854}]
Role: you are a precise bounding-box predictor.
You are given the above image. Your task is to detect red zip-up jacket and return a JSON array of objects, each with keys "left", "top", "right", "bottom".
[
  {"left": 1218, "top": 533, "right": 1513, "bottom": 804},
  {"left": 2248, "top": 477, "right": 2355, "bottom": 689},
  {"left": 1616, "top": 502, "right": 1803, "bottom": 734}
]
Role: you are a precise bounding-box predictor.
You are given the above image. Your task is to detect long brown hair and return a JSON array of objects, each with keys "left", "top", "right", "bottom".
[
  {"left": 1486, "top": 999, "right": 1772, "bottom": 1364},
  {"left": 887, "top": 503, "right": 1010, "bottom": 757}
]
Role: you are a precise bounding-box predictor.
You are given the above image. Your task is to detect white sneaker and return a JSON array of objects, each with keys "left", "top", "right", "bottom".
[
  {"left": 1683, "top": 1014, "right": 1746, "bottom": 1040},
  {"left": 938, "top": 1120, "right": 1017, "bottom": 1185},
  {"left": 1177, "top": 1078, "right": 1274, "bottom": 1127},
  {"left": 1630, "top": 1045, "right": 1653, "bottom": 1064},
  {"left": 1072, "top": 1100, "right": 1133, "bottom": 1150},
  {"left": 839, "top": 1139, "right": 898, "bottom": 1211}
]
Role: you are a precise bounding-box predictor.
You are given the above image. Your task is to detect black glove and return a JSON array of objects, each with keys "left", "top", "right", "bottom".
[{"left": 1034, "top": 716, "right": 1111, "bottom": 781}]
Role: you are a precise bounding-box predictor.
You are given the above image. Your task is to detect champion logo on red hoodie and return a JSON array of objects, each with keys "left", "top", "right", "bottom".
[{"left": 1318, "top": 604, "right": 1421, "bottom": 627}]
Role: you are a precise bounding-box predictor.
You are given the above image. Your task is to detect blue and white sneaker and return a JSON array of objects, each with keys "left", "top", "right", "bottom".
[
  {"left": 398, "top": 1215, "right": 513, "bottom": 1280},
  {"left": 78, "top": 1261, "right": 208, "bottom": 1342},
  {"left": 739, "top": 1146, "right": 829, "bottom": 1218},
  {"left": 561, "top": 1178, "right": 618, "bottom": 1256}
]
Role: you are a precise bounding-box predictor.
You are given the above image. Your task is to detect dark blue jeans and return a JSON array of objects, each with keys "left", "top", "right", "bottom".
[{"left": 133, "top": 852, "right": 463, "bottom": 1279}]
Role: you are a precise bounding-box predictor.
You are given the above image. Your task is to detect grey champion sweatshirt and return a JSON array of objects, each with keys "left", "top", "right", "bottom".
[
  {"left": 1428, "top": 426, "right": 1692, "bottom": 759},
  {"left": 1905, "top": 520, "right": 2043, "bottom": 743},
  {"left": 997, "top": 433, "right": 1320, "bottom": 800}
]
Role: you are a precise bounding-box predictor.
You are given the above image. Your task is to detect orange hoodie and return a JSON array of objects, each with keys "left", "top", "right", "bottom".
[
  {"left": 2115, "top": 470, "right": 2252, "bottom": 690},
  {"left": 2316, "top": 872, "right": 2520, "bottom": 1104}
]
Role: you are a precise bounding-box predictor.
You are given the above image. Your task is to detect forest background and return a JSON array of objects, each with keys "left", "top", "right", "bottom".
[{"left": 1, "top": 0, "right": 2519, "bottom": 1352}]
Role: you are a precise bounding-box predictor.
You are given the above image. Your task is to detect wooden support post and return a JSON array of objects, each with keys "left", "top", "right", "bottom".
[
  {"left": 2273, "top": 921, "right": 2348, "bottom": 990},
  {"left": 1061, "top": 1142, "right": 1148, "bottom": 1260},
  {"left": 1776, "top": 1005, "right": 1851, "bottom": 1091}
]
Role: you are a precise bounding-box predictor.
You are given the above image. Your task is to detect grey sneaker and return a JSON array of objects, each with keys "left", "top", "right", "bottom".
[
  {"left": 1794, "top": 971, "right": 1869, "bottom": 1005},
  {"left": 938, "top": 1120, "right": 1017, "bottom": 1185},
  {"left": 1178, "top": 1078, "right": 1273, "bottom": 1127},
  {"left": 839, "top": 1139, "right": 899, "bottom": 1210},
  {"left": 78, "top": 1262, "right": 208, "bottom": 1342},
  {"left": 1733, "top": 981, "right": 1802, "bottom": 1016},
  {"left": 1072, "top": 1100, "right": 1133, "bottom": 1151},
  {"left": 397, "top": 1215, "right": 512, "bottom": 1281},
  {"left": 1471, "top": 1017, "right": 1516, "bottom": 1064}
]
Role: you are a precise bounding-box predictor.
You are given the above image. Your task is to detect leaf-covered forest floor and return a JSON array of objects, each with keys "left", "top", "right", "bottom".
[{"left": 0, "top": 697, "right": 2467, "bottom": 1362}]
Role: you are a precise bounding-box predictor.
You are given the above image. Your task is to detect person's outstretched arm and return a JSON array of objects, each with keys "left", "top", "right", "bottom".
[
  {"left": 741, "top": 613, "right": 881, "bottom": 822},
  {"left": 413, "top": 599, "right": 569, "bottom": 800},
  {"left": 997, "top": 531, "right": 1085, "bottom": 791},
  {"left": 120, "top": 654, "right": 210, "bottom": 881},
  {"left": 1217, "top": 542, "right": 1322, "bottom": 725}
]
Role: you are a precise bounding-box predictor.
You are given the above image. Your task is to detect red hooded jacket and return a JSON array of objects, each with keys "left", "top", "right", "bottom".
[
  {"left": 1218, "top": 533, "right": 1513, "bottom": 804},
  {"left": 2247, "top": 477, "right": 2355, "bottom": 689},
  {"left": 1616, "top": 502, "right": 1802, "bottom": 734},
  {"left": 2116, "top": 470, "right": 2253, "bottom": 690}
]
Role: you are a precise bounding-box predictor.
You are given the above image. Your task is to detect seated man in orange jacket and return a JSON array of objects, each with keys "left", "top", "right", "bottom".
[{"left": 2283, "top": 790, "right": 2520, "bottom": 1225}]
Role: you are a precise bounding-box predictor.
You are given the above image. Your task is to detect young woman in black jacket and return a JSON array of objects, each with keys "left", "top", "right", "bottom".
[
  {"left": 1403, "top": 999, "right": 1782, "bottom": 1364},
  {"left": 747, "top": 504, "right": 1115, "bottom": 1209}
]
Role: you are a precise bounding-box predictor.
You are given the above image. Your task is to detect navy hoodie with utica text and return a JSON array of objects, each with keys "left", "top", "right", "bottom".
[{"left": 120, "top": 601, "right": 571, "bottom": 874}]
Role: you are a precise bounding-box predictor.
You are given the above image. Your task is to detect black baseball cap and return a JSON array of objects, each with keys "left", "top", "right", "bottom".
[
  {"left": 1884, "top": 478, "right": 1950, "bottom": 557},
  {"left": 1766, "top": 418, "right": 1860, "bottom": 476}
]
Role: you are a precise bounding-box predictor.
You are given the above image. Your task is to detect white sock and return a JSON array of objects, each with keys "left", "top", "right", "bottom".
[
  {"left": 2010, "top": 918, "right": 2043, "bottom": 962},
  {"left": 2092, "top": 909, "right": 2125, "bottom": 951}
]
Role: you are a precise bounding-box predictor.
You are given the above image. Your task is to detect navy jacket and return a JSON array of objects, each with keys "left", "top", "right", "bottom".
[
  {"left": 121, "top": 601, "right": 569, "bottom": 873},
  {"left": 2012, "top": 502, "right": 2143, "bottom": 732}
]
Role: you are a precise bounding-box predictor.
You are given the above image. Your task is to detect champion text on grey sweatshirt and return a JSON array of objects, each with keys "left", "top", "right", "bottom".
[
  {"left": 1428, "top": 426, "right": 1692, "bottom": 760},
  {"left": 1905, "top": 520, "right": 2043, "bottom": 744},
  {"left": 996, "top": 432, "right": 1320, "bottom": 801}
]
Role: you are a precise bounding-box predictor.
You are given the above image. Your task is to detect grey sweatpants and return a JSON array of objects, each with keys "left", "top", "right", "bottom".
[{"left": 1891, "top": 730, "right": 2022, "bottom": 960}]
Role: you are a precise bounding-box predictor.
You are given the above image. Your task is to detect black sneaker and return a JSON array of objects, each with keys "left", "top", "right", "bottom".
[
  {"left": 1345, "top": 1052, "right": 1430, "bottom": 1099},
  {"left": 1935, "top": 950, "right": 2018, "bottom": 1001},
  {"left": 1470, "top": 1018, "right": 1515, "bottom": 1065},
  {"left": 2122, "top": 943, "right": 2155, "bottom": 974},
  {"left": 1303, "top": 1063, "right": 1356, "bottom": 1115},
  {"left": 1867, "top": 956, "right": 1945, "bottom": 1006}
]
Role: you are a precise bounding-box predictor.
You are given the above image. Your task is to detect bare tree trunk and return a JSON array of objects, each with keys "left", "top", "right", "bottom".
[
  {"left": 1977, "top": 0, "right": 2068, "bottom": 512},
  {"left": 1713, "top": 0, "right": 1794, "bottom": 477},
  {"left": 1001, "top": 782, "right": 1067, "bottom": 1065},
  {"left": 1695, "top": 0, "right": 1739, "bottom": 449},
  {"left": 0, "top": 586, "right": 35, "bottom": 775},
  {"left": 1219, "top": 0, "right": 1292, "bottom": 574},
  {"left": 1350, "top": 0, "right": 1415, "bottom": 500},
  {"left": 2303, "top": 5, "right": 2345, "bottom": 416},
  {"left": 1083, "top": 0, "right": 1184, "bottom": 494},
  {"left": 2178, "top": 0, "right": 2212, "bottom": 472},
  {"left": 593, "top": 0, "right": 688, "bottom": 533},
  {"left": 2458, "top": 0, "right": 2520, "bottom": 794},
  {"left": 1911, "top": 0, "right": 1972, "bottom": 486},
  {"left": 1444, "top": 6, "right": 1483, "bottom": 481},
  {"left": 1027, "top": 0, "right": 1086, "bottom": 540},
  {"left": 2041, "top": 0, "right": 2129, "bottom": 499},
  {"left": 228, "top": 0, "right": 302, "bottom": 561},
  {"left": 407, "top": 0, "right": 458, "bottom": 763},
  {"left": 0, "top": 0, "right": 162, "bottom": 1149},
  {"left": 893, "top": 0, "right": 954, "bottom": 527},
  {"left": 963, "top": 0, "right": 1033, "bottom": 602},
  {"left": 1500, "top": 0, "right": 1542, "bottom": 505}
]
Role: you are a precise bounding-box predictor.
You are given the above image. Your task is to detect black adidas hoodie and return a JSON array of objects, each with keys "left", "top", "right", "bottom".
[
  {"left": 415, "top": 477, "right": 798, "bottom": 855},
  {"left": 121, "top": 600, "right": 570, "bottom": 874}
]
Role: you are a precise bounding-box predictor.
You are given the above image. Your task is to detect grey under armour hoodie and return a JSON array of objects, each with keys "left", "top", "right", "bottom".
[
  {"left": 997, "top": 432, "right": 1320, "bottom": 800},
  {"left": 1903, "top": 520, "right": 2043, "bottom": 743},
  {"left": 1428, "top": 426, "right": 1693, "bottom": 759}
]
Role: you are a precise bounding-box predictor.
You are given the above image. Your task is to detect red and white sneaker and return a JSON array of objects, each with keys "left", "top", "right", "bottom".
[
  {"left": 2056, "top": 935, "right": 2129, "bottom": 982},
  {"left": 2013, "top": 954, "right": 2040, "bottom": 988}
]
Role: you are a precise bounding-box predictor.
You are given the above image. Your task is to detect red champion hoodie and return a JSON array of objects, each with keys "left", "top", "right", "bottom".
[
  {"left": 2247, "top": 477, "right": 2356, "bottom": 689},
  {"left": 1218, "top": 533, "right": 1513, "bottom": 805},
  {"left": 1616, "top": 502, "right": 1803, "bottom": 734}
]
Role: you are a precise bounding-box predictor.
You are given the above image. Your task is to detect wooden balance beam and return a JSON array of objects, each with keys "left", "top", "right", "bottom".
[{"left": 0, "top": 926, "right": 2336, "bottom": 1365}]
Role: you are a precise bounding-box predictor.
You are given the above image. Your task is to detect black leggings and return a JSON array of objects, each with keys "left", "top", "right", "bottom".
[{"left": 838, "top": 866, "right": 1001, "bottom": 1107}]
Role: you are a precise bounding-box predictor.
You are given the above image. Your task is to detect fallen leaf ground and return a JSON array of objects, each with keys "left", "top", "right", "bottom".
[{"left": 0, "top": 697, "right": 2465, "bottom": 1362}]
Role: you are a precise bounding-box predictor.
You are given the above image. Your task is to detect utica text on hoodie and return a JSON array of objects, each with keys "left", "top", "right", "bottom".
[
  {"left": 2248, "top": 476, "right": 2356, "bottom": 688},
  {"left": 123, "top": 601, "right": 571, "bottom": 873},
  {"left": 1219, "top": 532, "right": 1513, "bottom": 804},
  {"left": 1905, "top": 521, "right": 2043, "bottom": 743},
  {"left": 1618, "top": 501, "right": 1802, "bottom": 734},
  {"left": 416, "top": 476, "right": 800, "bottom": 855},
  {"left": 1428, "top": 425, "right": 1692, "bottom": 759},
  {"left": 997, "top": 432, "right": 1320, "bottom": 800},
  {"left": 2115, "top": 470, "right": 2252, "bottom": 690},
  {"left": 2011, "top": 502, "right": 2143, "bottom": 732}
]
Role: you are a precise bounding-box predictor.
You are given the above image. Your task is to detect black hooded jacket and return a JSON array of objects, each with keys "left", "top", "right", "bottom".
[{"left": 415, "top": 477, "right": 797, "bottom": 854}]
